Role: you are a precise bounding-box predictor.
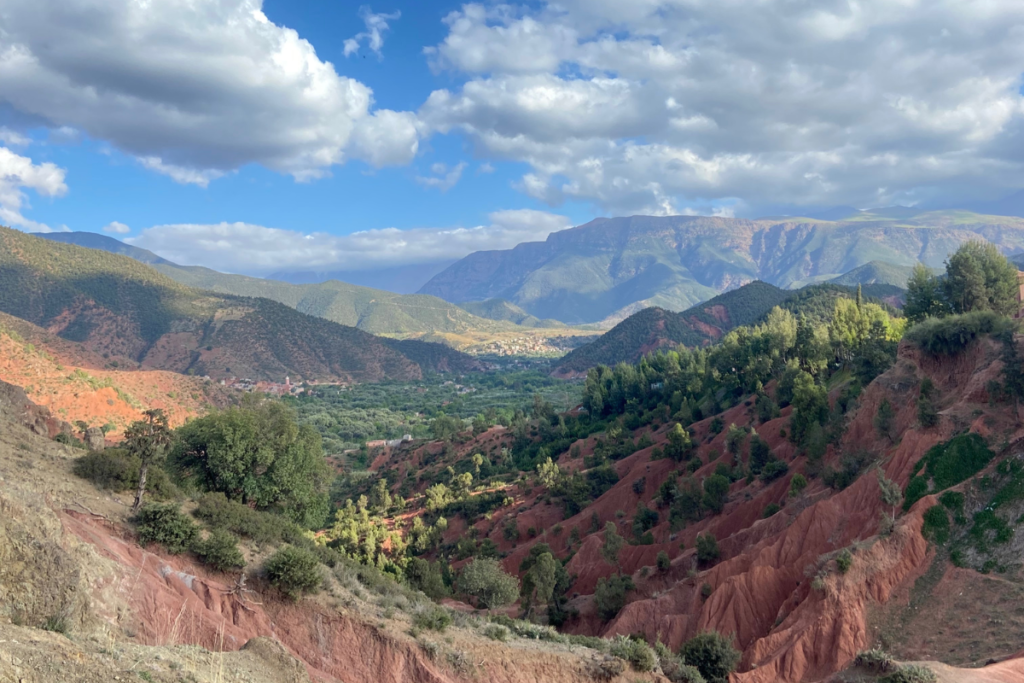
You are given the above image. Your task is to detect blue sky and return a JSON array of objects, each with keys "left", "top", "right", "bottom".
[{"left": 2, "top": 0, "right": 1024, "bottom": 281}]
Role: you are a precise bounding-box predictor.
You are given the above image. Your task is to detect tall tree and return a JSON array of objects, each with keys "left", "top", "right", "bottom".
[
  {"left": 944, "top": 241, "right": 1019, "bottom": 315},
  {"left": 904, "top": 264, "right": 947, "bottom": 322},
  {"left": 127, "top": 409, "right": 172, "bottom": 512}
]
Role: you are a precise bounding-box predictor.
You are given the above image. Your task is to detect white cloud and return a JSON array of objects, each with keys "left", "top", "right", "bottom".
[
  {"left": 126, "top": 209, "right": 572, "bottom": 275},
  {"left": 421, "top": 1, "right": 1024, "bottom": 214},
  {"left": 0, "top": 146, "right": 67, "bottom": 232},
  {"left": 0, "top": 128, "right": 30, "bottom": 147},
  {"left": 102, "top": 221, "right": 131, "bottom": 234},
  {"left": 415, "top": 162, "right": 467, "bottom": 192},
  {"left": 343, "top": 6, "right": 401, "bottom": 58},
  {"left": 0, "top": 0, "right": 424, "bottom": 185}
]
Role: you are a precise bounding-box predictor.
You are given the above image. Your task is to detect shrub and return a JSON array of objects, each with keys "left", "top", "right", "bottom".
[
  {"left": 903, "top": 433, "right": 994, "bottom": 509},
  {"left": 135, "top": 504, "right": 198, "bottom": 554},
  {"left": 632, "top": 477, "right": 646, "bottom": 495},
  {"left": 483, "top": 624, "right": 509, "bottom": 641},
  {"left": 880, "top": 664, "right": 937, "bottom": 683},
  {"left": 193, "top": 529, "right": 245, "bottom": 572},
  {"left": 904, "top": 311, "right": 1010, "bottom": 356},
  {"left": 594, "top": 573, "right": 635, "bottom": 621},
  {"left": 922, "top": 506, "right": 951, "bottom": 544},
  {"left": 193, "top": 492, "right": 304, "bottom": 545},
  {"left": 695, "top": 533, "right": 719, "bottom": 567},
  {"left": 702, "top": 474, "right": 730, "bottom": 514},
  {"left": 656, "top": 550, "right": 671, "bottom": 571},
  {"left": 609, "top": 635, "right": 657, "bottom": 672},
  {"left": 762, "top": 503, "right": 781, "bottom": 518},
  {"left": 54, "top": 432, "right": 87, "bottom": 449},
  {"left": 835, "top": 549, "right": 853, "bottom": 574},
  {"left": 854, "top": 648, "right": 897, "bottom": 673},
  {"left": 458, "top": 558, "right": 519, "bottom": 608},
  {"left": 72, "top": 449, "right": 176, "bottom": 498},
  {"left": 264, "top": 546, "right": 323, "bottom": 600},
  {"left": 405, "top": 558, "right": 450, "bottom": 600},
  {"left": 700, "top": 583, "right": 712, "bottom": 601},
  {"left": 412, "top": 605, "right": 452, "bottom": 632},
  {"left": 709, "top": 417, "right": 724, "bottom": 435},
  {"left": 759, "top": 460, "right": 789, "bottom": 483},
  {"left": 680, "top": 631, "right": 741, "bottom": 683},
  {"left": 789, "top": 473, "right": 807, "bottom": 496}
]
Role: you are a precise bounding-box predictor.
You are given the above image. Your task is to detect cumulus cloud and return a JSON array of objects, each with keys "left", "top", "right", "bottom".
[
  {"left": 102, "top": 221, "right": 131, "bottom": 234},
  {"left": 126, "top": 209, "right": 572, "bottom": 275},
  {"left": 0, "top": 146, "right": 67, "bottom": 232},
  {"left": 0, "top": 128, "right": 30, "bottom": 147},
  {"left": 343, "top": 6, "right": 401, "bottom": 58},
  {"left": 0, "top": 0, "right": 424, "bottom": 185},
  {"left": 421, "top": 1, "right": 1024, "bottom": 215},
  {"left": 416, "top": 162, "right": 467, "bottom": 192}
]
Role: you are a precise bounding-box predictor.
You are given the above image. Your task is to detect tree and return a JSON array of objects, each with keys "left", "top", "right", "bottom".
[
  {"left": 680, "top": 631, "right": 741, "bottom": 683},
  {"left": 874, "top": 399, "right": 895, "bottom": 441},
  {"left": 748, "top": 435, "right": 774, "bottom": 475},
  {"left": 664, "top": 423, "right": 693, "bottom": 462},
  {"left": 695, "top": 532, "right": 719, "bottom": 567},
  {"left": 594, "top": 573, "right": 635, "bottom": 621},
  {"left": 126, "top": 409, "right": 172, "bottom": 512},
  {"left": 877, "top": 470, "right": 902, "bottom": 527},
  {"left": 904, "top": 263, "right": 947, "bottom": 322},
  {"left": 701, "top": 474, "right": 730, "bottom": 514},
  {"left": 526, "top": 552, "right": 559, "bottom": 609},
  {"left": 601, "top": 521, "right": 625, "bottom": 567},
  {"left": 789, "top": 370, "right": 829, "bottom": 444},
  {"left": 536, "top": 457, "right": 561, "bottom": 488},
  {"left": 458, "top": 558, "right": 519, "bottom": 609},
  {"left": 369, "top": 478, "right": 392, "bottom": 514},
  {"left": 169, "top": 401, "right": 330, "bottom": 528},
  {"left": 917, "top": 377, "right": 939, "bottom": 428},
  {"left": 999, "top": 331, "right": 1024, "bottom": 425},
  {"left": 943, "top": 241, "right": 1019, "bottom": 316},
  {"left": 656, "top": 550, "right": 671, "bottom": 571}
]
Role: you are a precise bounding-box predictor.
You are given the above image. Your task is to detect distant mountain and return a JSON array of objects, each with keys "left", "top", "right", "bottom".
[
  {"left": 553, "top": 282, "right": 900, "bottom": 374},
  {"left": 419, "top": 210, "right": 1024, "bottom": 324},
  {"left": 826, "top": 260, "right": 918, "bottom": 287},
  {"left": 457, "top": 298, "right": 564, "bottom": 327},
  {"left": 37, "top": 232, "right": 539, "bottom": 339},
  {"left": 268, "top": 260, "right": 456, "bottom": 294},
  {"left": 2, "top": 227, "right": 480, "bottom": 382}
]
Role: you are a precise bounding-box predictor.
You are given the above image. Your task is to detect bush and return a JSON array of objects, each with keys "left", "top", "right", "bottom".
[
  {"left": 903, "top": 433, "right": 994, "bottom": 509},
  {"left": 880, "top": 664, "right": 937, "bottom": 683},
  {"left": 135, "top": 504, "right": 198, "bottom": 554},
  {"left": 54, "top": 432, "right": 87, "bottom": 449},
  {"left": 264, "top": 546, "right": 323, "bottom": 600},
  {"left": 405, "top": 557, "right": 450, "bottom": 600},
  {"left": 762, "top": 502, "right": 781, "bottom": 518},
  {"left": 193, "top": 529, "right": 245, "bottom": 572},
  {"left": 609, "top": 635, "right": 657, "bottom": 672},
  {"left": 458, "top": 558, "right": 519, "bottom": 609},
  {"left": 921, "top": 506, "right": 951, "bottom": 544},
  {"left": 594, "top": 573, "right": 635, "bottom": 621},
  {"left": 412, "top": 605, "right": 452, "bottom": 632},
  {"left": 483, "top": 624, "right": 509, "bottom": 641},
  {"left": 904, "top": 311, "right": 1010, "bottom": 356},
  {"left": 702, "top": 474, "right": 730, "bottom": 514},
  {"left": 72, "top": 449, "right": 177, "bottom": 498},
  {"left": 835, "top": 548, "right": 853, "bottom": 574},
  {"left": 789, "top": 473, "right": 807, "bottom": 496},
  {"left": 759, "top": 460, "right": 789, "bottom": 483},
  {"left": 695, "top": 533, "right": 719, "bottom": 567},
  {"left": 854, "top": 648, "right": 897, "bottom": 673},
  {"left": 656, "top": 550, "right": 671, "bottom": 571},
  {"left": 193, "top": 492, "right": 305, "bottom": 545},
  {"left": 680, "top": 631, "right": 741, "bottom": 683}
]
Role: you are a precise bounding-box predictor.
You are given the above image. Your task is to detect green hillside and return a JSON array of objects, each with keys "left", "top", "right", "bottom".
[
  {"left": 0, "top": 227, "right": 480, "bottom": 382},
  {"left": 38, "top": 232, "right": 544, "bottom": 338},
  {"left": 457, "top": 298, "right": 564, "bottom": 327},
  {"left": 554, "top": 281, "right": 900, "bottom": 373},
  {"left": 421, "top": 210, "right": 1024, "bottom": 323}
]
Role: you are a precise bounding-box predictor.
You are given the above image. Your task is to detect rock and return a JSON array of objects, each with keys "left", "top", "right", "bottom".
[{"left": 84, "top": 428, "right": 105, "bottom": 452}]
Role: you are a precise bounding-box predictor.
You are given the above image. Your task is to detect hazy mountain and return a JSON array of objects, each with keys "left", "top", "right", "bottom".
[
  {"left": 37, "top": 233, "right": 535, "bottom": 339},
  {"left": 268, "top": 261, "right": 456, "bottom": 294},
  {"left": 3, "top": 227, "right": 480, "bottom": 382},
  {"left": 420, "top": 210, "right": 1024, "bottom": 324},
  {"left": 826, "top": 260, "right": 919, "bottom": 287}
]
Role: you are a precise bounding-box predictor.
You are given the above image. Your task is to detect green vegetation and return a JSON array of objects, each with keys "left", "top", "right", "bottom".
[
  {"left": 609, "top": 635, "right": 657, "bottom": 672},
  {"left": 134, "top": 504, "right": 199, "bottom": 554},
  {"left": 193, "top": 529, "right": 246, "bottom": 572},
  {"left": 264, "top": 546, "right": 323, "bottom": 600},
  {"left": 594, "top": 573, "right": 635, "bottom": 621},
  {"left": 903, "top": 434, "right": 994, "bottom": 510},
  {"left": 906, "top": 241, "right": 1019, "bottom": 321},
  {"left": 72, "top": 448, "right": 177, "bottom": 499},
  {"left": 679, "top": 631, "right": 741, "bottom": 683},
  {"left": 695, "top": 533, "right": 720, "bottom": 567},
  {"left": 457, "top": 558, "right": 520, "bottom": 608},
  {"left": 170, "top": 400, "right": 331, "bottom": 528},
  {"left": 921, "top": 506, "right": 951, "bottom": 544}
]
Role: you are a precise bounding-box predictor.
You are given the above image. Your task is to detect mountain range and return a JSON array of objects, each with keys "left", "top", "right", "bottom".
[
  {"left": 0, "top": 227, "right": 480, "bottom": 382},
  {"left": 419, "top": 209, "right": 1024, "bottom": 324}
]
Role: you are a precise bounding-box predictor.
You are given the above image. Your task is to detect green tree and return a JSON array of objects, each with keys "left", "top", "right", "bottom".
[
  {"left": 594, "top": 573, "right": 635, "bottom": 621},
  {"left": 264, "top": 546, "right": 322, "bottom": 601},
  {"left": 917, "top": 377, "right": 939, "bottom": 428},
  {"left": 536, "top": 457, "right": 561, "bottom": 488},
  {"left": 664, "top": 423, "right": 694, "bottom": 462},
  {"left": 943, "top": 241, "right": 1019, "bottom": 316},
  {"left": 695, "top": 532, "right": 719, "bottom": 567},
  {"left": 369, "top": 478, "right": 392, "bottom": 514},
  {"left": 789, "top": 371, "right": 829, "bottom": 445},
  {"left": 701, "top": 474, "right": 730, "bottom": 514},
  {"left": 748, "top": 435, "right": 774, "bottom": 475},
  {"left": 874, "top": 399, "right": 895, "bottom": 441},
  {"left": 999, "top": 331, "right": 1024, "bottom": 424},
  {"left": 877, "top": 470, "right": 902, "bottom": 526},
  {"left": 126, "top": 409, "right": 172, "bottom": 512},
  {"left": 458, "top": 558, "right": 520, "bottom": 609},
  {"left": 526, "top": 552, "right": 559, "bottom": 609},
  {"left": 601, "top": 521, "right": 625, "bottom": 567},
  {"left": 904, "top": 263, "right": 947, "bottom": 322},
  {"left": 169, "top": 401, "right": 330, "bottom": 528},
  {"left": 680, "top": 631, "right": 741, "bottom": 683}
]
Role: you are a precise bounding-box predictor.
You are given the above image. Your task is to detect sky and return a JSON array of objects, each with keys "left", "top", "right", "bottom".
[{"left": 2, "top": 0, "right": 1024, "bottom": 280}]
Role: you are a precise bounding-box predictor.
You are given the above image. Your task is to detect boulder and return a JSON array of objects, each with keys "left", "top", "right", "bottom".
[{"left": 85, "top": 427, "right": 106, "bottom": 451}]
